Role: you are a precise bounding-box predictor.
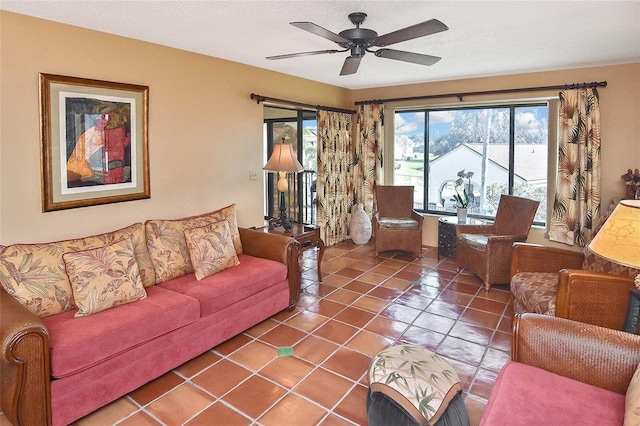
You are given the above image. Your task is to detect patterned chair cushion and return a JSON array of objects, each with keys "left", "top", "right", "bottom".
[
  {"left": 510, "top": 272, "right": 559, "bottom": 316},
  {"left": 458, "top": 234, "right": 489, "bottom": 251},
  {"left": 378, "top": 217, "right": 420, "bottom": 230},
  {"left": 582, "top": 201, "right": 639, "bottom": 279},
  {"left": 583, "top": 248, "right": 640, "bottom": 279}
]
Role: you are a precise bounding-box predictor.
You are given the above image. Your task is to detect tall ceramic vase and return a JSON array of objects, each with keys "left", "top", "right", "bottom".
[
  {"left": 457, "top": 207, "right": 468, "bottom": 223},
  {"left": 350, "top": 203, "right": 372, "bottom": 244}
]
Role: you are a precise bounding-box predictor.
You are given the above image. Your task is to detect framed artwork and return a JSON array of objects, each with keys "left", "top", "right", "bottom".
[{"left": 40, "top": 73, "right": 149, "bottom": 212}]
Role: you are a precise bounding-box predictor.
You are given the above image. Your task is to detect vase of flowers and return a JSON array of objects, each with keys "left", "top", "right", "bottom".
[{"left": 451, "top": 169, "right": 474, "bottom": 223}]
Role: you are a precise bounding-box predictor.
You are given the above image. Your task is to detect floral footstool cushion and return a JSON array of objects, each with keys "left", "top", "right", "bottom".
[{"left": 367, "top": 345, "right": 470, "bottom": 426}]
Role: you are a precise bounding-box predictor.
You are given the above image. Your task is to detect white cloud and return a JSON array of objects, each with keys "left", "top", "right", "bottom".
[
  {"left": 516, "top": 112, "right": 541, "bottom": 134},
  {"left": 429, "top": 111, "right": 455, "bottom": 124},
  {"left": 395, "top": 115, "right": 418, "bottom": 134}
]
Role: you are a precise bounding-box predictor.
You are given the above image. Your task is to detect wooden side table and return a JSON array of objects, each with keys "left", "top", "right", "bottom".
[
  {"left": 438, "top": 216, "right": 485, "bottom": 259},
  {"left": 252, "top": 224, "right": 325, "bottom": 306}
]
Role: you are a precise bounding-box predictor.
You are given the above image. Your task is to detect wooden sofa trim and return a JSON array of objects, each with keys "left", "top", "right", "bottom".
[
  {"left": 0, "top": 290, "right": 52, "bottom": 426},
  {"left": 238, "top": 227, "right": 301, "bottom": 310},
  {"left": 556, "top": 269, "right": 635, "bottom": 329}
]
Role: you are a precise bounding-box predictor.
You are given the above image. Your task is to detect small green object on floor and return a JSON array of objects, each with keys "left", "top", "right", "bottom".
[
  {"left": 410, "top": 280, "right": 421, "bottom": 286},
  {"left": 277, "top": 346, "right": 294, "bottom": 357}
]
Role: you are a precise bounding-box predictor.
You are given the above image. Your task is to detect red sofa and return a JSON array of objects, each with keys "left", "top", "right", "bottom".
[
  {"left": 0, "top": 206, "right": 301, "bottom": 426},
  {"left": 481, "top": 313, "right": 640, "bottom": 425}
]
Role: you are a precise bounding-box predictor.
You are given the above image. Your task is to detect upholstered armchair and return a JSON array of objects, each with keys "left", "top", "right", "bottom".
[
  {"left": 510, "top": 201, "right": 639, "bottom": 330},
  {"left": 456, "top": 194, "right": 539, "bottom": 291},
  {"left": 510, "top": 242, "right": 637, "bottom": 329},
  {"left": 373, "top": 185, "right": 424, "bottom": 257}
]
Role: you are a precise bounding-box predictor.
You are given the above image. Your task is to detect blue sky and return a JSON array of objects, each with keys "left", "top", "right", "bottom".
[
  {"left": 395, "top": 107, "right": 546, "bottom": 141},
  {"left": 395, "top": 111, "right": 452, "bottom": 141}
]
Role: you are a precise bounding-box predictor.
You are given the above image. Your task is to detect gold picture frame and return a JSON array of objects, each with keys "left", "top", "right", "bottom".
[{"left": 40, "top": 73, "right": 149, "bottom": 212}]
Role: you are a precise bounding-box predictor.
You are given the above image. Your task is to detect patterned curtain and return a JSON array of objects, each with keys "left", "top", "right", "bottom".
[
  {"left": 549, "top": 88, "right": 601, "bottom": 246},
  {"left": 355, "top": 103, "right": 384, "bottom": 217},
  {"left": 316, "top": 110, "right": 353, "bottom": 246}
]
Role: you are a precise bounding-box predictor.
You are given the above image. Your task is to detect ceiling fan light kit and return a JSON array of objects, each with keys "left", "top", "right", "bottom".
[{"left": 267, "top": 12, "right": 448, "bottom": 76}]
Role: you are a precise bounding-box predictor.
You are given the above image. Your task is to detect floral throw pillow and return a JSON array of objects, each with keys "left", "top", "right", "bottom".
[
  {"left": 145, "top": 204, "right": 242, "bottom": 283},
  {"left": 63, "top": 237, "right": 147, "bottom": 318},
  {"left": 626, "top": 362, "right": 640, "bottom": 426},
  {"left": 0, "top": 241, "right": 74, "bottom": 317},
  {"left": 0, "top": 223, "right": 154, "bottom": 318},
  {"left": 184, "top": 220, "right": 240, "bottom": 280}
]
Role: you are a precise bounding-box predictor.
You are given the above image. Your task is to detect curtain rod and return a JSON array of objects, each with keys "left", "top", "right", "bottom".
[
  {"left": 355, "top": 81, "right": 608, "bottom": 105},
  {"left": 250, "top": 93, "right": 356, "bottom": 115}
]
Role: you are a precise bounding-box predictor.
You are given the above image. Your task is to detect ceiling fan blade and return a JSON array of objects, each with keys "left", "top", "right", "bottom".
[
  {"left": 374, "top": 19, "right": 448, "bottom": 47},
  {"left": 374, "top": 49, "right": 441, "bottom": 66},
  {"left": 290, "top": 22, "right": 349, "bottom": 44},
  {"left": 340, "top": 55, "right": 362, "bottom": 75},
  {"left": 266, "top": 49, "right": 341, "bottom": 60}
]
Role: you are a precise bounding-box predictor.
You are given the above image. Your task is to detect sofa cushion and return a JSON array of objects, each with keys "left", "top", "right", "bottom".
[
  {"left": 184, "top": 221, "right": 240, "bottom": 280},
  {"left": 158, "top": 254, "right": 287, "bottom": 317},
  {"left": 378, "top": 217, "right": 420, "bottom": 230},
  {"left": 0, "top": 223, "right": 154, "bottom": 318},
  {"left": 145, "top": 204, "right": 242, "bottom": 283},
  {"left": 42, "top": 285, "right": 200, "bottom": 378},
  {"left": 510, "top": 272, "right": 559, "bottom": 316},
  {"left": 481, "top": 361, "right": 625, "bottom": 426},
  {"left": 63, "top": 237, "right": 147, "bottom": 317},
  {"left": 626, "top": 363, "right": 640, "bottom": 426}
]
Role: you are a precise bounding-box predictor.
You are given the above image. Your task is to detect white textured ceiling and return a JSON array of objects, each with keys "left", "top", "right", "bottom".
[{"left": 2, "top": 0, "right": 639, "bottom": 89}]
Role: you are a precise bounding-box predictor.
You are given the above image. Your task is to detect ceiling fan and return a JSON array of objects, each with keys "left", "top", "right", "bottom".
[{"left": 266, "top": 12, "right": 448, "bottom": 76}]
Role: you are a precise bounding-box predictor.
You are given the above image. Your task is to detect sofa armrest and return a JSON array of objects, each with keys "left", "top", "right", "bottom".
[
  {"left": 0, "top": 290, "right": 52, "bottom": 426},
  {"left": 238, "top": 228, "right": 302, "bottom": 310},
  {"left": 510, "top": 243, "right": 584, "bottom": 277},
  {"left": 512, "top": 313, "right": 640, "bottom": 394},
  {"left": 556, "top": 269, "right": 635, "bottom": 329}
]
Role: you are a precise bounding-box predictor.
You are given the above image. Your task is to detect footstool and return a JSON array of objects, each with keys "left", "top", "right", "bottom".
[{"left": 367, "top": 345, "right": 470, "bottom": 426}]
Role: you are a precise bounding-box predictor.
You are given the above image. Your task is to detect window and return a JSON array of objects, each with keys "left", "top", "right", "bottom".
[
  {"left": 263, "top": 107, "right": 317, "bottom": 225},
  {"left": 393, "top": 103, "right": 549, "bottom": 224}
]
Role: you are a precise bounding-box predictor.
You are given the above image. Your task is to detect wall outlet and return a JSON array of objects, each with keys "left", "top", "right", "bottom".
[{"left": 249, "top": 170, "right": 258, "bottom": 181}]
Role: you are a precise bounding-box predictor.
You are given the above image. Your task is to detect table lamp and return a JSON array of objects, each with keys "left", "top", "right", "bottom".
[
  {"left": 588, "top": 199, "right": 640, "bottom": 333},
  {"left": 263, "top": 138, "right": 304, "bottom": 232}
]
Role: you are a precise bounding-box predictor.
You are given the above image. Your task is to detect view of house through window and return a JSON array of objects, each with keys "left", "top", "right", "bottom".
[
  {"left": 393, "top": 104, "right": 548, "bottom": 224},
  {"left": 263, "top": 106, "right": 317, "bottom": 225}
]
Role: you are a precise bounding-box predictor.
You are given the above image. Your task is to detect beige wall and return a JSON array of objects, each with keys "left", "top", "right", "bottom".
[
  {"left": 0, "top": 11, "right": 351, "bottom": 244},
  {"left": 1, "top": 11, "right": 638, "bottom": 249},
  {"left": 352, "top": 63, "right": 640, "bottom": 248}
]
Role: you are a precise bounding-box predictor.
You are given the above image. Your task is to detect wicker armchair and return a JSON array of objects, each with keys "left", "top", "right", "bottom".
[
  {"left": 481, "top": 313, "right": 640, "bottom": 425},
  {"left": 373, "top": 186, "right": 424, "bottom": 257},
  {"left": 456, "top": 194, "right": 539, "bottom": 290},
  {"left": 510, "top": 242, "right": 637, "bottom": 329}
]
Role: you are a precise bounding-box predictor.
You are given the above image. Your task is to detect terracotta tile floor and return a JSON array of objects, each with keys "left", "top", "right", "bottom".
[{"left": 72, "top": 242, "right": 514, "bottom": 425}]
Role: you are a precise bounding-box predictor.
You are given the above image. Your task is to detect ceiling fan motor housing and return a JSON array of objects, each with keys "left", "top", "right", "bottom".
[{"left": 339, "top": 12, "right": 378, "bottom": 52}]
